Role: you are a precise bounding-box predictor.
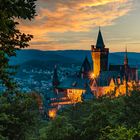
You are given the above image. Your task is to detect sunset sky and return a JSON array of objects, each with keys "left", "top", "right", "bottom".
[{"left": 20, "top": 0, "right": 140, "bottom": 52}]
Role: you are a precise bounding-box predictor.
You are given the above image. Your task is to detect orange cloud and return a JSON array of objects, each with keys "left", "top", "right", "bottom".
[{"left": 19, "top": 0, "right": 133, "bottom": 50}]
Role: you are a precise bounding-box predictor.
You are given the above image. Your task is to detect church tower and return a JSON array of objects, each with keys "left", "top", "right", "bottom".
[
  {"left": 91, "top": 28, "right": 109, "bottom": 77},
  {"left": 124, "top": 47, "right": 128, "bottom": 67},
  {"left": 124, "top": 48, "right": 129, "bottom": 81},
  {"left": 124, "top": 48, "right": 129, "bottom": 94}
]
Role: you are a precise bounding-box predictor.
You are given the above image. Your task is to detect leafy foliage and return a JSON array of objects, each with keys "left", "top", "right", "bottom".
[
  {"left": 40, "top": 90, "right": 140, "bottom": 140},
  {"left": 0, "top": 93, "right": 40, "bottom": 140},
  {"left": 0, "top": 1, "right": 41, "bottom": 140},
  {"left": 40, "top": 116, "right": 75, "bottom": 140},
  {"left": 100, "top": 125, "right": 140, "bottom": 140},
  {"left": 0, "top": 0, "right": 36, "bottom": 91}
]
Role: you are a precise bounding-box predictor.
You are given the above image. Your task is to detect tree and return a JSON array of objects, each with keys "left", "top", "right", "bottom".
[
  {"left": 100, "top": 126, "right": 137, "bottom": 140},
  {"left": 121, "top": 90, "right": 140, "bottom": 127},
  {"left": 41, "top": 90, "right": 140, "bottom": 140},
  {"left": 0, "top": 0, "right": 36, "bottom": 91},
  {"left": 0, "top": 1, "right": 40, "bottom": 140},
  {"left": 40, "top": 116, "right": 75, "bottom": 140},
  {"left": 0, "top": 93, "right": 40, "bottom": 140}
]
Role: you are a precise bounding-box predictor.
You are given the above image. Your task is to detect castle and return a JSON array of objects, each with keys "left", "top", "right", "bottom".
[{"left": 47, "top": 29, "right": 139, "bottom": 118}]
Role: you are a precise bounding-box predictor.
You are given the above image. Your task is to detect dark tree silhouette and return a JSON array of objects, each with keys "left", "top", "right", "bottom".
[
  {"left": 0, "top": 1, "right": 41, "bottom": 140},
  {"left": 0, "top": 0, "right": 36, "bottom": 91}
]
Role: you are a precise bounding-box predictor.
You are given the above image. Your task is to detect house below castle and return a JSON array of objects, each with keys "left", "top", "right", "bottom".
[{"left": 47, "top": 29, "right": 139, "bottom": 118}]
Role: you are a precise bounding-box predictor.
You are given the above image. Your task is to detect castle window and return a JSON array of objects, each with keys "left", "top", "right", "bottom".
[{"left": 69, "top": 90, "right": 72, "bottom": 93}]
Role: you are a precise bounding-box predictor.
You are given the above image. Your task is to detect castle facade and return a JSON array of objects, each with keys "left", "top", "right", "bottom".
[{"left": 47, "top": 29, "right": 139, "bottom": 118}]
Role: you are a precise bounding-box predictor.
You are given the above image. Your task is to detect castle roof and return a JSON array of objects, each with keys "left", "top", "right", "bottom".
[
  {"left": 82, "top": 83, "right": 94, "bottom": 101},
  {"left": 80, "top": 56, "right": 92, "bottom": 75},
  {"left": 58, "top": 77, "right": 89, "bottom": 90},
  {"left": 96, "top": 28, "right": 105, "bottom": 49},
  {"left": 109, "top": 64, "right": 125, "bottom": 76},
  {"left": 96, "top": 71, "right": 121, "bottom": 86}
]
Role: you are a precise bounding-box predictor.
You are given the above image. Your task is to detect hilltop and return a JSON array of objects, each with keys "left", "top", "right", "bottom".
[{"left": 10, "top": 49, "right": 140, "bottom": 69}]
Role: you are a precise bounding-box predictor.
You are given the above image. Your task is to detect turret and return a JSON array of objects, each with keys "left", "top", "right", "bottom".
[
  {"left": 124, "top": 47, "right": 129, "bottom": 79},
  {"left": 80, "top": 56, "right": 91, "bottom": 78},
  {"left": 96, "top": 27, "right": 105, "bottom": 49},
  {"left": 91, "top": 28, "right": 109, "bottom": 77},
  {"left": 124, "top": 47, "right": 128, "bottom": 66},
  {"left": 124, "top": 48, "right": 129, "bottom": 94}
]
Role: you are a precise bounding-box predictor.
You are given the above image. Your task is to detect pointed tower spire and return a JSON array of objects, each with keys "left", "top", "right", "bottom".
[
  {"left": 124, "top": 46, "right": 128, "bottom": 66},
  {"left": 52, "top": 65, "right": 60, "bottom": 88},
  {"left": 96, "top": 27, "right": 105, "bottom": 49},
  {"left": 82, "top": 56, "right": 91, "bottom": 71},
  {"left": 80, "top": 56, "right": 91, "bottom": 78},
  {"left": 124, "top": 47, "right": 129, "bottom": 95},
  {"left": 91, "top": 27, "right": 109, "bottom": 77}
]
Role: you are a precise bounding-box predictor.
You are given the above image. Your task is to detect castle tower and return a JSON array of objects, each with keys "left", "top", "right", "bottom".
[
  {"left": 124, "top": 48, "right": 129, "bottom": 94},
  {"left": 124, "top": 48, "right": 129, "bottom": 81},
  {"left": 52, "top": 65, "right": 60, "bottom": 90},
  {"left": 91, "top": 28, "right": 109, "bottom": 77},
  {"left": 124, "top": 47, "right": 128, "bottom": 67}
]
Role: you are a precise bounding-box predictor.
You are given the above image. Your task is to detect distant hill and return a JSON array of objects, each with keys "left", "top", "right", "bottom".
[{"left": 10, "top": 49, "right": 140, "bottom": 68}]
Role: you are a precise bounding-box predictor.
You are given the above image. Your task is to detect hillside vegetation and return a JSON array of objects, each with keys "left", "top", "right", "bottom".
[
  {"left": 10, "top": 50, "right": 140, "bottom": 69},
  {"left": 39, "top": 90, "right": 140, "bottom": 140}
]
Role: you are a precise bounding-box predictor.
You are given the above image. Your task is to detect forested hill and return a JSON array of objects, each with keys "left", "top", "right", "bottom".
[{"left": 10, "top": 49, "right": 140, "bottom": 68}]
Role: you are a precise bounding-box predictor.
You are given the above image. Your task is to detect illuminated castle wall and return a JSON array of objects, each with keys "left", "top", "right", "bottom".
[
  {"left": 91, "top": 29, "right": 109, "bottom": 77},
  {"left": 90, "top": 29, "right": 138, "bottom": 97}
]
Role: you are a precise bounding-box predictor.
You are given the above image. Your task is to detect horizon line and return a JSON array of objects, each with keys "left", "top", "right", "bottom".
[{"left": 23, "top": 48, "right": 140, "bottom": 53}]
